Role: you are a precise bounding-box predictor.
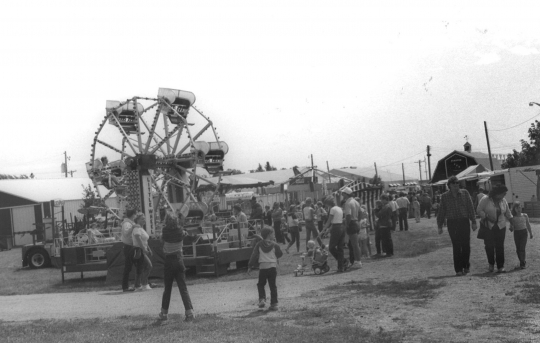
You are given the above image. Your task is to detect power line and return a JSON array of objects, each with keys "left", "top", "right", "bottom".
[{"left": 490, "top": 111, "right": 540, "bottom": 132}]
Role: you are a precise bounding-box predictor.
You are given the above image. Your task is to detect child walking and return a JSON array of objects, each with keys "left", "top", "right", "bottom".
[
  {"left": 510, "top": 201, "right": 533, "bottom": 269},
  {"left": 412, "top": 196, "right": 421, "bottom": 223},
  {"left": 284, "top": 205, "right": 301, "bottom": 254},
  {"left": 248, "top": 226, "right": 283, "bottom": 311}
]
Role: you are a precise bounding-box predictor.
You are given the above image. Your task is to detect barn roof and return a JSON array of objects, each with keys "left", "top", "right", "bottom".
[{"left": 0, "top": 178, "right": 105, "bottom": 203}]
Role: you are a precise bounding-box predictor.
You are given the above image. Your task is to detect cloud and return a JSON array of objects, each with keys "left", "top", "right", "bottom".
[
  {"left": 508, "top": 45, "right": 539, "bottom": 56},
  {"left": 474, "top": 52, "right": 501, "bottom": 65}
]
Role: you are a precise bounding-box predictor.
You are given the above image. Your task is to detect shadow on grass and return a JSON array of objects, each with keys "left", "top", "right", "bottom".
[{"left": 317, "top": 278, "right": 447, "bottom": 305}]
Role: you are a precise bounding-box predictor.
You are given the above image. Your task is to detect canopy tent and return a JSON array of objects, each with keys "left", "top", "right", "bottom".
[
  {"left": 197, "top": 175, "right": 274, "bottom": 192},
  {"left": 429, "top": 165, "right": 498, "bottom": 186}
]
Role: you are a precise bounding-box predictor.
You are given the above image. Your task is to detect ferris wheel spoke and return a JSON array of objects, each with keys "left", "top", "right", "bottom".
[
  {"left": 149, "top": 126, "right": 180, "bottom": 155},
  {"left": 102, "top": 189, "right": 115, "bottom": 202},
  {"left": 176, "top": 123, "right": 211, "bottom": 156},
  {"left": 171, "top": 126, "right": 184, "bottom": 155},
  {"left": 109, "top": 114, "right": 139, "bottom": 155},
  {"left": 174, "top": 165, "right": 219, "bottom": 187},
  {"left": 97, "top": 140, "right": 135, "bottom": 158},
  {"left": 163, "top": 114, "right": 172, "bottom": 155},
  {"left": 143, "top": 107, "right": 161, "bottom": 154},
  {"left": 139, "top": 115, "right": 168, "bottom": 155},
  {"left": 149, "top": 175, "right": 175, "bottom": 210}
]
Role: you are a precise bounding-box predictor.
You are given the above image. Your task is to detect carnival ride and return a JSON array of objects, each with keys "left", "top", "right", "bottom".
[{"left": 21, "top": 88, "right": 266, "bottom": 280}]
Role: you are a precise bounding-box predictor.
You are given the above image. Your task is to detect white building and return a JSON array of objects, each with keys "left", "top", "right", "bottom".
[{"left": 0, "top": 178, "right": 116, "bottom": 247}]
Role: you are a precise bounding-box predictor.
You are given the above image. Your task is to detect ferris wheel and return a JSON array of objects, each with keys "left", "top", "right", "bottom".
[{"left": 86, "top": 88, "right": 228, "bottom": 234}]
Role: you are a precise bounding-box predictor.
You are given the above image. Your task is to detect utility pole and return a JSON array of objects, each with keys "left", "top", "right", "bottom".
[
  {"left": 402, "top": 163, "right": 405, "bottom": 185},
  {"left": 310, "top": 154, "right": 315, "bottom": 181},
  {"left": 326, "top": 161, "right": 331, "bottom": 183},
  {"left": 426, "top": 145, "right": 432, "bottom": 181},
  {"left": 374, "top": 162, "right": 378, "bottom": 183},
  {"left": 64, "top": 151, "right": 68, "bottom": 178},
  {"left": 63, "top": 151, "right": 76, "bottom": 177},
  {"left": 484, "top": 121, "right": 494, "bottom": 170},
  {"left": 424, "top": 156, "right": 428, "bottom": 180},
  {"left": 414, "top": 160, "right": 423, "bottom": 181}
]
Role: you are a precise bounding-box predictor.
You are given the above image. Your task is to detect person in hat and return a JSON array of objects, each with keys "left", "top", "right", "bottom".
[
  {"left": 342, "top": 187, "right": 362, "bottom": 267},
  {"left": 248, "top": 226, "right": 283, "bottom": 311},
  {"left": 437, "top": 176, "right": 477, "bottom": 276},
  {"left": 477, "top": 184, "right": 513, "bottom": 273}
]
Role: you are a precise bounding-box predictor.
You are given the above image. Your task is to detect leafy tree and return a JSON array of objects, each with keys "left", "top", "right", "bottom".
[
  {"left": 264, "top": 162, "right": 277, "bottom": 171},
  {"left": 80, "top": 184, "right": 105, "bottom": 213},
  {"left": 255, "top": 163, "right": 264, "bottom": 172},
  {"left": 226, "top": 169, "right": 244, "bottom": 175},
  {"left": 501, "top": 120, "right": 540, "bottom": 168}
]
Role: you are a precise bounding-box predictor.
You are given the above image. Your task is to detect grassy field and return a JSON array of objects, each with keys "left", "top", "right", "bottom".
[
  {"left": 0, "top": 219, "right": 451, "bottom": 296},
  {"left": 1, "top": 312, "right": 410, "bottom": 343}
]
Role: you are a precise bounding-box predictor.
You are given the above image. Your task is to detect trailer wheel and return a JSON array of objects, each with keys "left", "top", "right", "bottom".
[{"left": 28, "top": 250, "right": 50, "bottom": 269}]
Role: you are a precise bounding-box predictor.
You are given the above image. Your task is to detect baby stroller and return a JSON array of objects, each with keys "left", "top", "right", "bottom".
[
  {"left": 311, "top": 249, "right": 330, "bottom": 275},
  {"left": 293, "top": 247, "right": 330, "bottom": 276}
]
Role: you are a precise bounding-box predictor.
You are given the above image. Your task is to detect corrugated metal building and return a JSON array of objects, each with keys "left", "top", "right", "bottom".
[{"left": 0, "top": 178, "right": 117, "bottom": 247}]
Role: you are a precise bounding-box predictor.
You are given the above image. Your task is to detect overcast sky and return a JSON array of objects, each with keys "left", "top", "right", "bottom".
[{"left": 1, "top": 0, "right": 540, "bottom": 181}]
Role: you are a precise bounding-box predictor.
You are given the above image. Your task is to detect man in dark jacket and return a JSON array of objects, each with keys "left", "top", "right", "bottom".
[{"left": 374, "top": 195, "right": 394, "bottom": 257}]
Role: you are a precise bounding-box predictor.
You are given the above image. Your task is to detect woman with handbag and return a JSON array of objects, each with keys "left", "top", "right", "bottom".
[{"left": 477, "top": 185, "right": 513, "bottom": 273}]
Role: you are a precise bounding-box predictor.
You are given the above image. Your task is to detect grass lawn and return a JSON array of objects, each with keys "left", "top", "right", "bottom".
[
  {"left": 1, "top": 312, "right": 410, "bottom": 343},
  {"left": 0, "top": 218, "right": 451, "bottom": 295}
]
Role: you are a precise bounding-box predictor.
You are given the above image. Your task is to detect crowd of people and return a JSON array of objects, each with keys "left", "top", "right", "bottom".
[{"left": 117, "top": 180, "right": 535, "bottom": 317}]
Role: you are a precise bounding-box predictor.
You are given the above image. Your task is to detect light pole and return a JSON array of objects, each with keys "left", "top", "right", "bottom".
[{"left": 529, "top": 102, "right": 540, "bottom": 107}]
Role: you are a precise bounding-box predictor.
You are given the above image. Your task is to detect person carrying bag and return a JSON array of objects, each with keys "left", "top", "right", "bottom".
[{"left": 476, "top": 185, "right": 513, "bottom": 273}]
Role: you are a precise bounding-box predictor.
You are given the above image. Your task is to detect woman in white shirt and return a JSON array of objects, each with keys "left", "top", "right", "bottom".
[
  {"left": 477, "top": 185, "right": 512, "bottom": 273},
  {"left": 132, "top": 213, "right": 154, "bottom": 290}
]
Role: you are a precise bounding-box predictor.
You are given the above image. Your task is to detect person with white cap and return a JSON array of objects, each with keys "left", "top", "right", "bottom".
[{"left": 342, "top": 187, "right": 362, "bottom": 267}]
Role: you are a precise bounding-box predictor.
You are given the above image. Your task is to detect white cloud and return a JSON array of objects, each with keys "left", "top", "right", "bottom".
[
  {"left": 508, "top": 45, "right": 540, "bottom": 56},
  {"left": 474, "top": 52, "right": 501, "bottom": 65}
]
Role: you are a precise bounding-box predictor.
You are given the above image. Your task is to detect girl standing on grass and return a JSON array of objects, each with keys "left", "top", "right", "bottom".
[
  {"left": 510, "top": 201, "right": 533, "bottom": 269},
  {"left": 158, "top": 212, "right": 194, "bottom": 322},
  {"left": 285, "top": 205, "right": 300, "bottom": 254}
]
